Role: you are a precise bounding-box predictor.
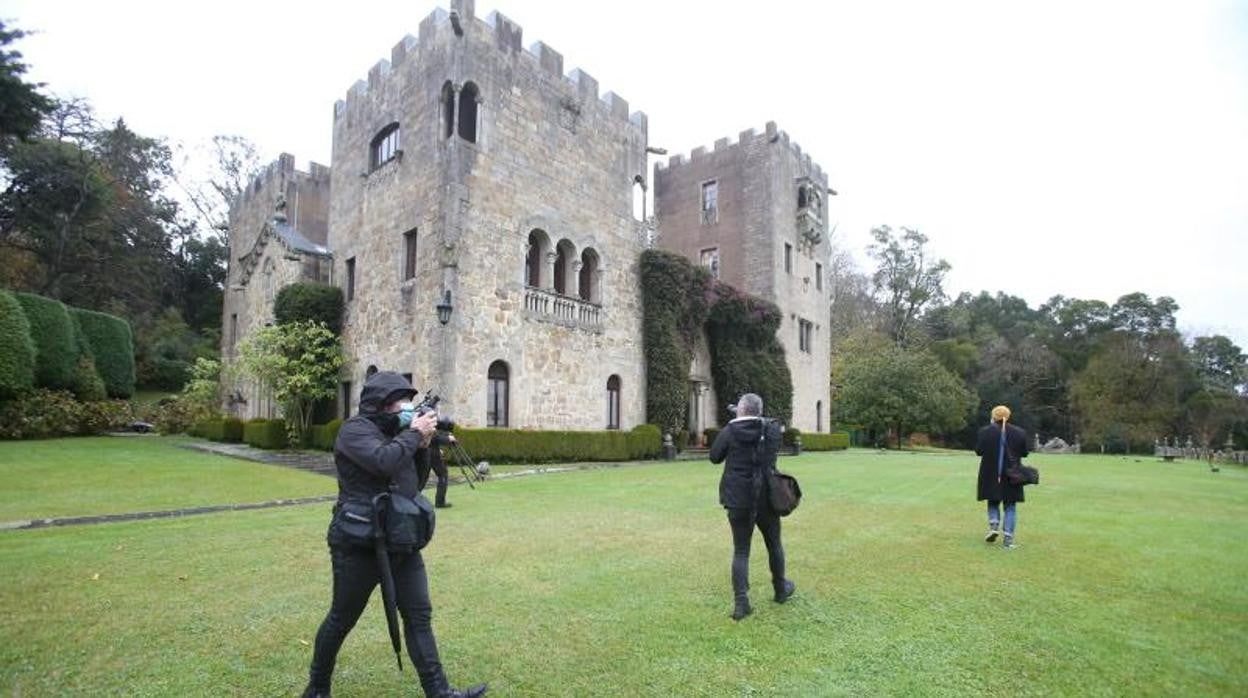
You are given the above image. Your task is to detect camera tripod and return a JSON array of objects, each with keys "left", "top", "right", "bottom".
[{"left": 442, "top": 437, "right": 485, "bottom": 489}]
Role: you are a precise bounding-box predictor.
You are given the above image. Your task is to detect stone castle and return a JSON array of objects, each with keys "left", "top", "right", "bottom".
[{"left": 222, "top": 0, "right": 833, "bottom": 437}]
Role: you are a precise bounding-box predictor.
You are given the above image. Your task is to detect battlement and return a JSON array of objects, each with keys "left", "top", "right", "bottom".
[
  {"left": 235, "top": 152, "right": 330, "bottom": 209},
  {"left": 655, "top": 121, "right": 826, "bottom": 184},
  {"left": 331, "top": 0, "right": 646, "bottom": 132}
]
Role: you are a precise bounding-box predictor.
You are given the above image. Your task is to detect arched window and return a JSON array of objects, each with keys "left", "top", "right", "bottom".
[
  {"left": 632, "top": 175, "right": 646, "bottom": 221},
  {"left": 816, "top": 400, "right": 823, "bottom": 432},
  {"left": 526, "top": 229, "right": 550, "bottom": 287},
  {"left": 370, "top": 122, "right": 401, "bottom": 170},
  {"left": 553, "top": 239, "right": 575, "bottom": 295},
  {"left": 486, "top": 360, "right": 509, "bottom": 427},
  {"left": 441, "top": 81, "right": 455, "bottom": 139},
  {"left": 579, "top": 248, "right": 599, "bottom": 303},
  {"left": 458, "top": 82, "right": 479, "bottom": 143},
  {"left": 606, "top": 375, "right": 621, "bottom": 430}
]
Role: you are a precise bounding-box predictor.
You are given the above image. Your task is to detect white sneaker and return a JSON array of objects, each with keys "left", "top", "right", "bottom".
[
  {"left": 1003, "top": 537, "right": 1018, "bottom": 550},
  {"left": 984, "top": 528, "right": 1000, "bottom": 543}
]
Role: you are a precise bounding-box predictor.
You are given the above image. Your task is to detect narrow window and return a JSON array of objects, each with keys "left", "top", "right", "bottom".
[
  {"left": 798, "top": 185, "right": 808, "bottom": 209},
  {"left": 230, "top": 313, "right": 238, "bottom": 351},
  {"left": 345, "top": 257, "right": 356, "bottom": 301},
  {"left": 554, "top": 240, "right": 574, "bottom": 295},
  {"left": 798, "top": 319, "right": 812, "bottom": 353},
  {"left": 341, "top": 381, "right": 352, "bottom": 419},
  {"left": 816, "top": 400, "right": 823, "bottom": 432},
  {"left": 370, "top": 123, "right": 401, "bottom": 170},
  {"left": 607, "top": 375, "right": 621, "bottom": 430},
  {"left": 815, "top": 262, "right": 823, "bottom": 291},
  {"left": 458, "top": 82, "right": 479, "bottom": 143},
  {"left": 403, "top": 228, "right": 418, "bottom": 281},
  {"left": 579, "top": 248, "right": 599, "bottom": 303},
  {"left": 700, "top": 180, "right": 718, "bottom": 224},
  {"left": 442, "top": 81, "right": 455, "bottom": 139},
  {"left": 784, "top": 243, "right": 793, "bottom": 274},
  {"left": 526, "top": 230, "right": 546, "bottom": 287},
  {"left": 699, "top": 247, "right": 720, "bottom": 279},
  {"left": 632, "top": 176, "right": 646, "bottom": 221},
  {"left": 487, "top": 360, "right": 509, "bottom": 427}
]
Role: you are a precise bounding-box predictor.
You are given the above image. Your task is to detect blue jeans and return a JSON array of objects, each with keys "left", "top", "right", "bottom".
[{"left": 987, "top": 500, "right": 1017, "bottom": 537}]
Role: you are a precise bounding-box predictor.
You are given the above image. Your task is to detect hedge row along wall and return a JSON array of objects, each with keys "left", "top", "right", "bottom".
[
  {"left": 14, "top": 292, "right": 77, "bottom": 391},
  {"left": 451, "top": 424, "right": 662, "bottom": 463},
  {"left": 0, "top": 291, "right": 37, "bottom": 399},
  {"left": 243, "top": 419, "right": 288, "bottom": 450}
]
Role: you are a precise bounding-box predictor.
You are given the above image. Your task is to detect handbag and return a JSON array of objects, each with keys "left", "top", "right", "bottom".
[
  {"left": 375, "top": 491, "right": 437, "bottom": 553},
  {"left": 754, "top": 429, "right": 801, "bottom": 516},
  {"left": 997, "top": 425, "right": 1039, "bottom": 486}
]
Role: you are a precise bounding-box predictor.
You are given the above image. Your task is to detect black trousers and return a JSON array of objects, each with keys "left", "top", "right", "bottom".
[
  {"left": 308, "top": 541, "right": 447, "bottom": 696},
  {"left": 430, "top": 447, "right": 450, "bottom": 506},
  {"left": 726, "top": 504, "right": 785, "bottom": 598}
]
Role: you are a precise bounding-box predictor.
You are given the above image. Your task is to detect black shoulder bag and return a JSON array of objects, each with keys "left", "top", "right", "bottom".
[
  {"left": 756, "top": 429, "right": 801, "bottom": 516},
  {"left": 999, "top": 426, "right": 1040, "bottom": 486}
]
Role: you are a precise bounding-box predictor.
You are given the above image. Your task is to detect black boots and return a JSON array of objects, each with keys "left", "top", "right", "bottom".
[
  {"left": 731, "top": 595, "right": 753, "bottom": 621},
  {"left": 773, "top": 579, "right": 796, "bottom": 604}
]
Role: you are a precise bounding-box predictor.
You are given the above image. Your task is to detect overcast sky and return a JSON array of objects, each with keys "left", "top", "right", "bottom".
[{"left": 6, "top": 0, "right": 1246, "bottom": 346}]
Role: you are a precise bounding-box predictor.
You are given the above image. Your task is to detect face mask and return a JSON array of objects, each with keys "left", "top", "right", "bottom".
[{"left": 396, "top": 402, "right": 416, "bottom": 429}]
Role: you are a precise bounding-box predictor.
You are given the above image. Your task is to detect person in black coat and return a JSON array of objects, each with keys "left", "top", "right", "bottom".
[
  {"left": 709, "top": 393, "right": 796, "bottom": 620},
  {"left": 302, "top": 371, "right": 487, "bottom": 698},
  {"left": 975, "top": 404, "right": 1030, "bottom": 549}
]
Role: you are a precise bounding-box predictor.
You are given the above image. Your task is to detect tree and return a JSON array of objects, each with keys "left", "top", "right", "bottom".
[
  {"left": 833, "top": 331, "right": 975, "bottom": 447},
  {"left": 868, "top": 226, "right": 950, "bottom": 345},
  {"left": 173, "top": 134, "right": 261, "bottom": 246},
  {"left": 238, "top": 320, "right": 345, "bottom": 444},
  {"left": 1191, "top": 335, "right": 1246, "bottom": 394},
  {"left": 0, "top": 21, "right": 54, "bottom": 148},
  {"left": 827, "top": 244, "right": 878, "bottom": 341}
]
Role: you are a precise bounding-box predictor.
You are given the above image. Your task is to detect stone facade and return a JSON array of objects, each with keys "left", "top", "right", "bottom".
[
  {"left": 222, "top": 154, "right": 332, "bottom": 419},
  {"left": 223, "top": 1, "right": 834, "bottom": 435},
  {"left": 654, "top": 123, "right": 833, "bottom": 433}
]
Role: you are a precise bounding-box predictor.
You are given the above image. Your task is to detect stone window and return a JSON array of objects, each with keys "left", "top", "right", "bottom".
[
  {"left": 784, "top": 243, "right": 793, "bottom": 274},
  {"left": 370, "top": 122, "right": 401, "bottom": 170},
  {"left": 798, "top": 185, "right": 808, "bottom": 210},
  {"left": 815, "top": 262, "right": 823, "bottom": 291},
  {"left": 486, "top": 360, "right": 509, "bottom": 427},
  {"left": 579, "top": 248, "right": 600, "bottom": 303},
  {"left": 442, "top": 81, "right": 455, "bottom": 139},
  {"left": 458, "top": 81, "right": 479, "bottom": 143},
  {"left": 606, "top": 375, "right": 621, "bottom": 430},
  {"left": 700, "top": 247, "right": 720, "bottom": 279},
  {"left": 403, "top": 228, "right": 418, "bottom": 281},
  {"left": 345, "top": 257, "right": 356, "bottom": 301},
  {"left": 262, "top": 257, "right": 275, "bottom": 302},
  {"left": 700, "top": 180, "right": 718, "bottom": 225},
  {"left": 632, "top": 175, "right": 646, "bottom": 221},
  {"left": 341, "top": 381, "right": 352, "bottom": 420},
  {"left": 816, "top": 400, "right": 823, "bottom": 432},
  {"left": 798, "top": 318, "right": 813, "bottom": 353},
  {"left": 229, "top": 313, "right": 238, "bottom": 354},
  {"left": 526, "top": 229, "right": 551, "bottom": 287},
  {"left": 553, "top": 239, "right": 576, "bottom": 295}
]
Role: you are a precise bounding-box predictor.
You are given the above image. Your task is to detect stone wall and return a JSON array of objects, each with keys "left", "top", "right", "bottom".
[
  {"left": 328, "top": 0, "right": 650, "bottom": 429},
  {"left": 655, "top": 122, "right": 833, "bottom": 432}
]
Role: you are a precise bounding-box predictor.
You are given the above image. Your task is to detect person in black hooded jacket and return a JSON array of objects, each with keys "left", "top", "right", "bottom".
[
  {"left": 709, "top": 393, "right": 796, "bottom": 620},
  {"left": 302, "top": 371, "right": 487, "bottom": 698}
]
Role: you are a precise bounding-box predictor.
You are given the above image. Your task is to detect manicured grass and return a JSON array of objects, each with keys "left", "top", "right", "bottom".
[
  {"left": 1, "top": 449, "right": 1246, "bottom": 696},
  {"left": 0, "top": 437, "right": 335, "bottom": 521}
]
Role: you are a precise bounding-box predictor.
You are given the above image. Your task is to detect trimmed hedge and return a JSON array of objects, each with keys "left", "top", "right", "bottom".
[
  {"left": 70, "top": 356, "right": 108, "bottom": 401},
  {"left": 453, "top": 424, "right": 662, "bottom": 463},
  {"left": 0, "top": 290, "right": 36, "bottom": 399},
  {"left": 310, "top": 418, "right": 343, "bottom": 451},
  {"left": 803, "top": 431, "right": 851, "bottom": 451},
  {"left": 194, "top": 418, "right": 226, "bottom": 441},
  {"left": 704, "top": 427, "right": 721, "bottom": 446},
  {"left": 274, "top": 282, "right": 344, "bottom": 335},
  {"left": 244, "top": 419, "right": 288, "bottom": 449},
  {"left": 14, "top": 292, "right": 76, "bottom": 390},
  {"left": 782, "top": 427, "right": 802, "bottom": 447},
  {"left": 71, "top": 308, "right": 135, "bottom": 399},
  {"left": 223, "top": 417, "right": 244, "bottom": 443}
]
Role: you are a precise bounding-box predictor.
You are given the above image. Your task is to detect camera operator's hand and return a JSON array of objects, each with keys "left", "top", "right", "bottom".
[
  {"left": 410, "top": 411, "right": 438, "bottom": 446},
  {"left": 447, "top": 434, "right": 458, "bottom": 445}
]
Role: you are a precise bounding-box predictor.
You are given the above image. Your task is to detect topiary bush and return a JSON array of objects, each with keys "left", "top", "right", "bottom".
[
  {"left": 244, "top": 418, "right": 288, "bottom": 449},
  {"left": 14, "top": 292, "right": 77, "bottom": 390},
  {"left": 70, "top": 308, "right": 135, "bottom": 399},
  {"left": 310, "top": 418, "right": 343, "bottom": 451},
  {"left": 782, "top": 427, "right": 802, "bottom": 447},
  {"left": 69, "top": 356, "right": 108, "bottom": 402},
  {"left": 0, "top": 290, "right": 36, "bottom": 399},
  {"left": 803, "top": 431, "right": 850, "bottom": 451},
  {"left": 274, "top": 282, "right": 345, "bottom": 335}
]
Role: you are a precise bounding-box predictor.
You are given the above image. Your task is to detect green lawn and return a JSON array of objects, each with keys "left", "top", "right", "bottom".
[
  {"left": 1, "top": 446, "right": 1246, "bottom": 696},
  {"left": 0, "top": 437, "right": 336, "bottom": 521}
]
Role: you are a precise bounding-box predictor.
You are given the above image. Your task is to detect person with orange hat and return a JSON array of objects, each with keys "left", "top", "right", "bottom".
[{"left": 974, "top": 405, "right": 1030, "bottom": 549}]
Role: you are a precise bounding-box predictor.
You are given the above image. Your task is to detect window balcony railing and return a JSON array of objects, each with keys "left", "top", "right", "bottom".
[{"left": 524, "top": 285, "right": 602, "bottom": 330}]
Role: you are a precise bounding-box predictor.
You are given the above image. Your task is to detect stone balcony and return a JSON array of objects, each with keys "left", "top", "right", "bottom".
[{"left": 523, "top": 285, "right": 602, "bottom": 331}]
